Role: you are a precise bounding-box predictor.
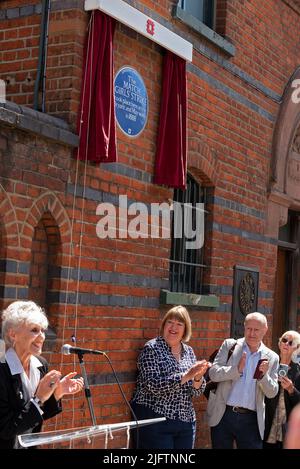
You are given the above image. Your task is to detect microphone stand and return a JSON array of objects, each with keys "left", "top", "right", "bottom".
[{"left": 77, "top": 352, "right": 97, "bottom": 426}]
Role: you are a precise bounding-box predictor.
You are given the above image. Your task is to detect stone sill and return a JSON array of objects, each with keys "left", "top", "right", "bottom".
[
  {"left": 0, "top": 101, "right": 78, "bottom": 147},
  {"left": 173, "top": 6, "right": 235, "bottom": 57},
  {"left": 160, "top": 289, "right": 219, "bottom": 307}
]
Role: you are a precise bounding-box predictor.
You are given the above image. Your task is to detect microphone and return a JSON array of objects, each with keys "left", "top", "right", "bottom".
[{"left": 61, "top": 344, "right": 105, "bottom": 356}]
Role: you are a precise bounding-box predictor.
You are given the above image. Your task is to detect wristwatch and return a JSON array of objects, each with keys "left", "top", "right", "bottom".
[{"left": 32, "top": 396, "right": 43, "bottom": 406}]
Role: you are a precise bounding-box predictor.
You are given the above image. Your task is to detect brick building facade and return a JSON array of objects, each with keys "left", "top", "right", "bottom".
[{"left": 0, "top": 0, "right": 300, "bottom": 448}]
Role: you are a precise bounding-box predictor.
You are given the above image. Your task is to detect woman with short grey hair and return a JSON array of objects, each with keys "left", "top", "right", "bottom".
[
  {"left": 1, "top": 301, "right": 48, "bottom": 348},
  {"left": 0, "top": 300, "right": 84, "bottom": 449}
]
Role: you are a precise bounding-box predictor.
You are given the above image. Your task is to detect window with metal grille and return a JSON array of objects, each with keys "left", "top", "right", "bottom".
[
  {"left": 180, "top": 0, "right": 215, "bottom": 29},
  {"left": 169, "top": 174, "right": 207, "bottom": 293}
]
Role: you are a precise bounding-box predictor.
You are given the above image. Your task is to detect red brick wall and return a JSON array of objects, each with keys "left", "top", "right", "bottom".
[
  {"left": 1, "top": 1, "right": 43, "bottom": 107},
  {"left": 215, "top": 0, "right": 228, "bottom": 36},
  {"left": 0, "top": 0, "right": 300, "bottom": 449},
  {"left": 0, "top": 1, "right": 87, "bottom": 127}
]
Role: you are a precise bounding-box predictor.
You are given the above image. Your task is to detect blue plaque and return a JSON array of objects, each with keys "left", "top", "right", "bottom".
[{"left": 114, "top": 67, "right": 148, "bottom": 137}]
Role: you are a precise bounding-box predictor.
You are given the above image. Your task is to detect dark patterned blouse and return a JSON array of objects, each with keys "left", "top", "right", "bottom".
[{"left": 131, "top": 336, "right": 205, "bottom": 422}]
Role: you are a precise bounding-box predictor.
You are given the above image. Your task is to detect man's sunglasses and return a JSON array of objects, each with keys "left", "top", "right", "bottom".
[{"left": 281, "top": 337, "right": 294, "bottom": 346}]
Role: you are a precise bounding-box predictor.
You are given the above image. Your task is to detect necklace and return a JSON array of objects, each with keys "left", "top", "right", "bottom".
[{"left": 171, "top": 346, "right": 182, "bottom": 359}]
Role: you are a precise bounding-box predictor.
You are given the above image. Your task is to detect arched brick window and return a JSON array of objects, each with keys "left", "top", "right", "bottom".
[
  {"left": 0, "top": 224, "right": 6, "bottom": 312},
  {"left": 28, "top": 211, "right": 61, "bottom": 339}
]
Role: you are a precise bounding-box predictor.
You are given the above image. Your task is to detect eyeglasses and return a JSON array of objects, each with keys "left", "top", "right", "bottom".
[{"left": 281, "top": 337, "right": 294, "bottom": 346}]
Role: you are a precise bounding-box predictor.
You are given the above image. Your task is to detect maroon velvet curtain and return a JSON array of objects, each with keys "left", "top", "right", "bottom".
[
  {"left": 154, "top": 51, "right": 187, "bottom": 189},
  {"left": 77, "top": 11, "right": 117, "bottom": 163}
]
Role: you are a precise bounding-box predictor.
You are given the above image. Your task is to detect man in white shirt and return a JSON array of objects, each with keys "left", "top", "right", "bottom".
[{"left": 206, "top": 312, "right": 279, "bottom": 448}]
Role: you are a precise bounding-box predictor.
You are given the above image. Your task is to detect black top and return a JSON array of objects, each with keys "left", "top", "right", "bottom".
[
  {"left": 264, "top": 361, "right": 300, "bottom": 441},
  {"left": 0, "top": 355, "right": 62, "bottom": 449}
]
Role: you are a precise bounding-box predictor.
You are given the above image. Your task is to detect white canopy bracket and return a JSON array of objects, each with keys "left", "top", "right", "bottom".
[{"left": 84, "top": 0, "right": 193, "bottom": 62}]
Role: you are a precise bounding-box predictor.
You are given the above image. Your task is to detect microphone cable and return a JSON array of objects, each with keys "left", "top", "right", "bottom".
[{"left": 101, "top": 352, "right": 139, "bottom": 449}]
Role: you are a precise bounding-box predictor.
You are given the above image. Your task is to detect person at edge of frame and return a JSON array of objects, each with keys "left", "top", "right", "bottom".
[{"left": 263, "top": 330, "right": 300, "bottom": 449}]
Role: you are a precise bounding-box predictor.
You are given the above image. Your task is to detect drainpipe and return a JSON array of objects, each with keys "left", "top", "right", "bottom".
[{"left": 34, "top": 0, "right": 51, "bottom": 112}]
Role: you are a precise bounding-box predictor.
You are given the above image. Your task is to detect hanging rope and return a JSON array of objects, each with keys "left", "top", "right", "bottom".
[
  {"left": 53, "top": 11, "right": 95, "bottom": 441},
  {"left": 126, "top": 425, "right": 130, "bottom": 449}
]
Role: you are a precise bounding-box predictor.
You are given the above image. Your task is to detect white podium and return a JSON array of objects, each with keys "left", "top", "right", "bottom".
[{"left": 18, "top": 417, "right": 166, "bottom": 449}]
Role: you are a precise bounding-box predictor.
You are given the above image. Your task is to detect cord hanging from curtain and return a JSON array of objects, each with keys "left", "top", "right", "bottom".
[
  {"left": 77, "top": 10, "right": 117, "bottom": 163},
  {"left": 62, "top": 9, "right": 117, "bottom": 435},
  {"left": 154, "top": 50, "right": 187, "bottom": 189}
]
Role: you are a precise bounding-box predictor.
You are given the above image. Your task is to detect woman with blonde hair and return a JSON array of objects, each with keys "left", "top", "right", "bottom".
[
  {"left": 130, "top": 305, "right": 209, "bottom": 449},
  {"left": 263, "top": 330, "right": 300, "bottom": 448}
]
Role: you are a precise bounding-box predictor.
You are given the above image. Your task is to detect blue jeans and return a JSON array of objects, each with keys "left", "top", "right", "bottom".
[
  {"left": 211, "top": 406, "right": 262, "bottom": 449},
  {"left": 130, "top": 402, "right": 196, "bottom": 449}
]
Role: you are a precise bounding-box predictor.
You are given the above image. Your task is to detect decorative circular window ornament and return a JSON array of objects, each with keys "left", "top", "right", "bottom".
[{"left": 239, "top": 272, "right": 255, "bottom": 316}]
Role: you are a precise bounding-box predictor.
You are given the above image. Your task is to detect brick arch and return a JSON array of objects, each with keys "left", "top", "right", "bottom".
[
  {"left": 20, "top": 192, "right": 72, "bottom": 255},
  {"left": 28, "top": 211, "right": 62, "bottom": 309},
  {"left": 271, "top": 66, "right": 300, "bottom": 194},
  {"left": 188, "top": 138, "right": 219, "bottom": 186},
  {"left": 266, "top": 67, "right": 300, "bottom": 236},
  {"left": 0, "top": 184, "right": 20, "bottom": 248},
  {"left": 0, "top": 187, "right": 19, "bottom": 310}
]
